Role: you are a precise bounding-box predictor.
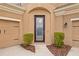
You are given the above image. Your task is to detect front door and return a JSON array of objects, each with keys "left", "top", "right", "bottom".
[{"left": 34, "top": 15, "right": 45, "bottom": 42}]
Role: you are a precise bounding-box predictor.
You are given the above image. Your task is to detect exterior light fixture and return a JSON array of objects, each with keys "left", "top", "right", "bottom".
[{"left": 64, "top": 22, "right": 67, "bottom": 27}]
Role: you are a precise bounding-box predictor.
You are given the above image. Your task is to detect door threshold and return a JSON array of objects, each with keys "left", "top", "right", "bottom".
[{"left": 34, "top": 42, "right": 45, "bottom": 45}]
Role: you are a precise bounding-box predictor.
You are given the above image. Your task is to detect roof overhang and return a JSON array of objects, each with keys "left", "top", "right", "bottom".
[
  {"left": 54, "top": 4, "right": 79, "bottom": 16},
  {"left": 0, "top": 3, "right": 26, "bottom": 15}
]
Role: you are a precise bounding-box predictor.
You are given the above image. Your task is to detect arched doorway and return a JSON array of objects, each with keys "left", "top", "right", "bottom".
[{"left": 28, "top": 7, "right": 51, "bottom": 43}]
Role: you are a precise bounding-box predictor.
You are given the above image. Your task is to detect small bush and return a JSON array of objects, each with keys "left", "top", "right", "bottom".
[
  {"left": 54, "top": 32, "right": 64, "bottom": 48},
  {"left": 23, "top": 33, "right": 33, "bottom": 46}
]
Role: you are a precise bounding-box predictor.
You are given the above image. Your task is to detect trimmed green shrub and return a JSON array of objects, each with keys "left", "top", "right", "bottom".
[
  {"left": 23, "top": 33, "right": 33, "bottom": 46},
  {"left": 54, "top": 32, "right": 64, "bottom": 48}
]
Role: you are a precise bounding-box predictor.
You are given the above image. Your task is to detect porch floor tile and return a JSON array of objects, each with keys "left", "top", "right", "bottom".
[
  {"left": 0, "top": 45, "right": 34, "bottom": 56},
  {"left": 0, "top": 44, "right": 79, "bottom": 56},
  {"left": 67, "top": 47, "right": 79, "bottom": 56},
  {"left": 34, "top": 43, "right": 54, "bottom": 56}
]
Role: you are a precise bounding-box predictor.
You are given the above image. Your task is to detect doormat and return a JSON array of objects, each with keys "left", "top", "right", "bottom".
[{"left": 47, "top": 44, "right": 71, "bottom": 56}]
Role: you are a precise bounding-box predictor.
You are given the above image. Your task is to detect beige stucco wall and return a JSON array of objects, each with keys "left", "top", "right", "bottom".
[
  {"left": 23, "top": 4, "right": 56, "bottom": 45},
  {"left": 55, "top": 15, "right": 64, "bottom": 32},
  {"left": 55, "top": 13, "right": 79, "bottom": 46},
  {"left": 1, "top": 3, "right": 79, "bottom": 46},
  {"left": 1, "top": 3, "right": 79, "bottom": 47}
]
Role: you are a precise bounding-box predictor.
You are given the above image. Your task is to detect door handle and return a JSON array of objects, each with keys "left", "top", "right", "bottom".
[
  {"left": 4, "top": 30, "right": 5, "bottom": 34},
  {"left": 14, "top": 39, "right": 18, "bottom": 40},
  {"left": 0, "top": 30, "right": 1, "bottom": 34}
]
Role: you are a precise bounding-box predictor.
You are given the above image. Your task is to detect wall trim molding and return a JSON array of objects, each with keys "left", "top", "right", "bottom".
[
  {"left": 71, "top": 18, "right": 79, "bottom": 21},
  {"left": 0, "top": 3, "right": 25, "bottom": 15},
  {"left": 54, "top": 4, "right": 79, "bottom": 16},
  {"left": 0, "top": 16, "right": 21, "bottom": 22}
]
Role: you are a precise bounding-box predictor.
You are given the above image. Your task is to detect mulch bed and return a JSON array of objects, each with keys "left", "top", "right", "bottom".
[
  {"left": 21, "top": 44, "right": 35, "bottom": 53},
  {"left": 47, "top": 44, "right": 71, "bottom": 56}
]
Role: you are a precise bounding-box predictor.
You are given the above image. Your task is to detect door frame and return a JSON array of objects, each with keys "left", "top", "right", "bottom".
[{"left": 34, "top": 15, "right": 45, "bottom": 42}]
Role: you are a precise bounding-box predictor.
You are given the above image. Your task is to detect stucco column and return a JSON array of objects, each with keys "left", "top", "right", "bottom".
[{"left": 50, "top": 11, "right": 56, "bottom": 44}]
